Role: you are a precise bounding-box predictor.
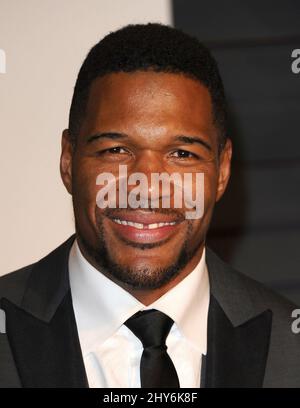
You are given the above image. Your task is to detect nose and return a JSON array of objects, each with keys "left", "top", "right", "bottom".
[
  {"left": 131, "top": 151, "right": 165, "bottom": 206},
  {"left": 125, "top": 150, "right": 179, "bottom": 209},
  {"left": 133, "top": 150, "right": 165, "bottom": 173}
]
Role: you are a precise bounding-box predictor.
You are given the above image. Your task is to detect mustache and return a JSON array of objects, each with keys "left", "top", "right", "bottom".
[{"left": 101, "top": 207, "right": 186, "bottom": 223}]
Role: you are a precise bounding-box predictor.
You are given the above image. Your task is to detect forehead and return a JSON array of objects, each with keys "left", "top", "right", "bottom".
[{"left": 80, "top": 71, "right": 216, "bottom": 144}]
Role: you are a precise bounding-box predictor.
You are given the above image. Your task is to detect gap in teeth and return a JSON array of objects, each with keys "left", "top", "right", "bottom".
[{"left": 112, "top": 218, "right": 176, "bottom": 229}]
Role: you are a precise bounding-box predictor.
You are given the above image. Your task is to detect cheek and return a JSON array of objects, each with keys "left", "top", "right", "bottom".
[
  {"left": 72, "top": 161, "right": 102, "bottom": 219},
  {"left": 187, "top": 169, "right": 218, "bottom": 238},
  {"left": 203, "top": 168, "right": 218, "bottom": 208},
  {"left": 187, "top": 168, "right": 218, "bottom": 214}
]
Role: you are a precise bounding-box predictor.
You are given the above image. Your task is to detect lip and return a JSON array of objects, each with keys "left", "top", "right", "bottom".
[
  {"left": 106, "top": 210, "right": 183, "bottom": 225},
  {"left": 106, "top": 210, "right": 184, "bottom": 244}
]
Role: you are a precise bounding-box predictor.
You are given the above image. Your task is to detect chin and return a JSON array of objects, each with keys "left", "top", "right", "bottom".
[{"left": 105, "top": 248, "right": 191, "bottom": 290}]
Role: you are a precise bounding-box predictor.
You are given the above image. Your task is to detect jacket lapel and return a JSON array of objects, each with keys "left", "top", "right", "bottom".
[
  {"left": 1, "top": 235, "right": 88, "bottom": 388},
  {"left": 204, "top": 295, "right": 272, "bottom": 387},
  {"left": 2, "top": 292, "right": 88, "bottom": 387},
  {"left": 204, "top": 248, "right": 273, "bottom": 388}
]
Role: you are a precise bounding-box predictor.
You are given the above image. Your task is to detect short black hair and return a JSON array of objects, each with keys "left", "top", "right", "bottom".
[{"left": 69, "top": 23, "right": 227, "bottom": 151}]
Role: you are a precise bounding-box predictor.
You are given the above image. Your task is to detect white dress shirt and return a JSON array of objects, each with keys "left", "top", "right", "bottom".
[{"left": 69, "top": 239, "right": 210, "bottom": 388}]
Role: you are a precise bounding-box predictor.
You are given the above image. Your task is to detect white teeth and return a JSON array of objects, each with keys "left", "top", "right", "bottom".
[
  {"left": 112, "top": 219, "right": 144, "bottom": 229},
  {"left": 148, "top": 223, "right": 159, "bottom": 229},
  {"left": 148, "top": 222, "right": 175, "bottom": 228},
  {"left": 112, "top": 218, "right": 177, "bottom": 229},
  {"left": 133, "top": 223, "right": 144, "bottom": 229}
]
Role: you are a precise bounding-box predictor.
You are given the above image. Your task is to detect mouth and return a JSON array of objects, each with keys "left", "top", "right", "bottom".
[
  {"left": 106, "top": 211, "right": 184, "bottom": 244},
  {"left": 112, "top": 218, "right": 177, "bottom": 229}
]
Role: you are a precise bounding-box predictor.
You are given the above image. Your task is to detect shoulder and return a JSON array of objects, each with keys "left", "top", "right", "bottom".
[
  {"left": 0, "top": 263, "right": 35, "bottom": 306},
  {"left": 0, "top": 235, "right": 76, "bottom": 307},
  {"left": 206, "top": 247, "right": 300, "bottom": 386},
  {"left": 206, "top": 246, "right": 298, "bottom": 320}
]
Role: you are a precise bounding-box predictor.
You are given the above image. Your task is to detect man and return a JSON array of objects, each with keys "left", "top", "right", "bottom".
[{"left": 0, "top": 23, "right": 299, "bottom": 388}]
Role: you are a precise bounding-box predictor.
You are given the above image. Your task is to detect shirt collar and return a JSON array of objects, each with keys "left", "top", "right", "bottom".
[{"left": 69, "top": 239, "right": 209, "bottom": 356}]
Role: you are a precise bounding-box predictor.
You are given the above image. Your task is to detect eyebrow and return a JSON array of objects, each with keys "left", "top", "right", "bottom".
[
  {"left": 86, "top": 132, "right": 128, "bottom": 143},
  {"left": 174, "top": 135, "right": 212, "bottom": 151},
  {"left": 86, "top": 132, "right": 212, "bottom": 151}
]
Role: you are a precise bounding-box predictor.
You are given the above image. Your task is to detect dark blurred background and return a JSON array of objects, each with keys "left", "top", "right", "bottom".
[{"left": 173, "top": 0, "right": 300, "bottom": 304}]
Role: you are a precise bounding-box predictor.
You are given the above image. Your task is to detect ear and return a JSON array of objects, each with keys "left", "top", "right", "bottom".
[
  {"left": 60, "top": 129, "right": 73, "bottom": 195},
  {"left": 216, "top": 138, "right": 232, "bottom": 202}
]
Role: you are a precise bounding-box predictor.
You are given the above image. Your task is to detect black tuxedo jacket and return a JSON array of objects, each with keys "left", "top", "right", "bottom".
[{"left": 0, "top": 235, "right": 300, "bottom": 387}]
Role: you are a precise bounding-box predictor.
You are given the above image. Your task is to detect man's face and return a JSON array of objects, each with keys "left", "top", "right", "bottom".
[{"left": 61, "top": 71, "right": 231, "bottom": 290}]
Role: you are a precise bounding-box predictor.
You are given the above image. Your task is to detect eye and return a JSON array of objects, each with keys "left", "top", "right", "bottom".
[
  {"left": 170, "top": 149, "right": 198, "bottom": 159},
  {"left": 105, "top": 146, "right": 127, "bottom": 154},
  {"left": 96, "top": 146, "right": 129, "bottom": 156}
]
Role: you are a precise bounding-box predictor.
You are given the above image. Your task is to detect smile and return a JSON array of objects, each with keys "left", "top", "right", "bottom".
[
  {"left": 108, "top": 213, "right": 183, "bottom": 244},
  {"left": 112, "top": 218, "right": 177, "bottom": 230}
]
